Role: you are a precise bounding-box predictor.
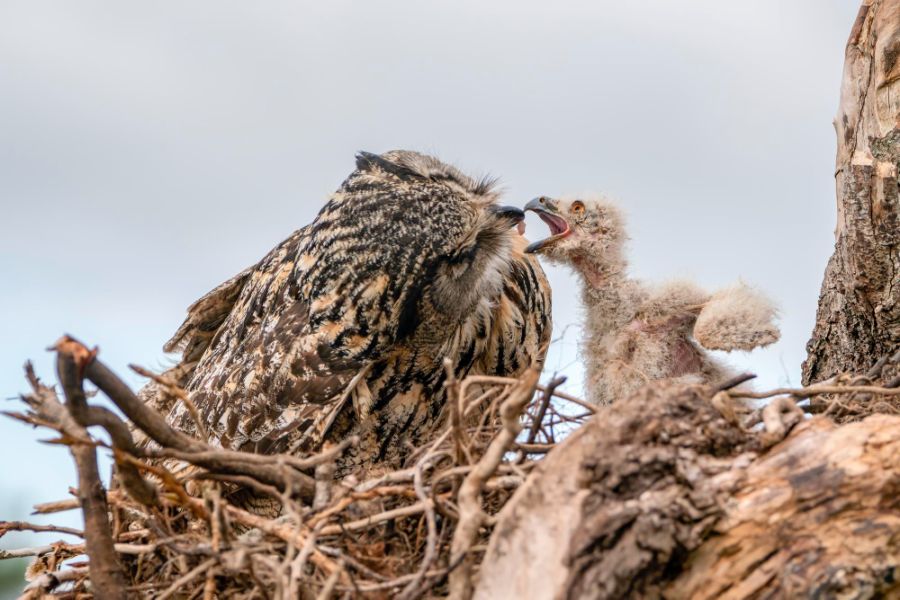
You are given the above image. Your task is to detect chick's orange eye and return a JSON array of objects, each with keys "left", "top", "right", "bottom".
[{"left": 571, "top": 201, "right": 585, "bottom": 217}]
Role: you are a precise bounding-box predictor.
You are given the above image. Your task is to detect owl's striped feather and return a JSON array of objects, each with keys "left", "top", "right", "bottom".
[{"left": 154, "top": 150, "right": 551, "bottom": 477}]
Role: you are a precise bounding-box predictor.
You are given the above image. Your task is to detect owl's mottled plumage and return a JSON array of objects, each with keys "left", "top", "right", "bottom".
[{"left": 153, "top": 151, "right": 551, "bottom": 476}]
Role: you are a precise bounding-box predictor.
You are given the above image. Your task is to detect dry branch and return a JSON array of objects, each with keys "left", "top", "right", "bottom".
[
  {"left": 4, "top": 336, "right": 582, "bottom": 599},
  {"left": 448, "top": 367, "right": 540, "bottom": 600},
  {"left": 27, "top": 349, "right": 130, "bottom": 599},
  {"left": 11, "top": 330, "right": 900, "bottom": 599}
]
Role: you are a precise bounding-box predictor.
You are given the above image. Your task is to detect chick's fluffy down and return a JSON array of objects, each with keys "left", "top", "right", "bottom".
[{"left": 694, "top": 282, "right": 780, "bottom": 351}]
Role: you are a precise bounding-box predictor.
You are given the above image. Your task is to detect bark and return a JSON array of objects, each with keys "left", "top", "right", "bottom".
[
  {"left": 473, "top": 417, "right": 603, "bottom": 600},
  {"left": 803, "top": 0, "right": 900, "bottom": 384},
  {"left": 663, "top": 415, "right": 900, "bottom": 600},
  {"left": 473, "top": 382, "right": 900, "bottom": 599}
]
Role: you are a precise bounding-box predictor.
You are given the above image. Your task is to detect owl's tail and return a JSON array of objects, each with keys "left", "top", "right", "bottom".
[{"left": 693, "top": 282, "right": 780, "bottom": 352}]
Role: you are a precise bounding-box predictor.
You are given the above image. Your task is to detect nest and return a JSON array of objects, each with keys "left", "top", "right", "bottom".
[
  {"left": 4, "top": 337, "right": 900, "bottom": 599},
  {"left": 1, "top": 337, "right": 590, "bottom": 599},
  {"left": 803, "top": 350, "right": 900, "bottom": 423}
]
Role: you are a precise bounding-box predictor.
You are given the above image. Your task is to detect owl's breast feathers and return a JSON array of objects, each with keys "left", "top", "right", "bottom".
[{"left": 159, "top": 151, "right": 551, "bottom": 475}]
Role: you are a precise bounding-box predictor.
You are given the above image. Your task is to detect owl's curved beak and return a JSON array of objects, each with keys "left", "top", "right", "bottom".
[
  {"left": 489, "top": 205, "right": 527, "bottom": 235},
  {"left": 490, "top": 205, "right": 525, "bottom": 224},
  {"left": 524, "top": 197, "right": 571, "bottom": 254}
]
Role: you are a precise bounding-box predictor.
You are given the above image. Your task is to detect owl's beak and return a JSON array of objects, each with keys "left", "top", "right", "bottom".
[
  {"left": 490, "top": 205, "right": 525, "bottom": 224},
  {"left": 489, "top": 205, "right": 527, "bottom": 235},
  {"left": 524, "top": 197, "right": 571, "bottom": 253}
]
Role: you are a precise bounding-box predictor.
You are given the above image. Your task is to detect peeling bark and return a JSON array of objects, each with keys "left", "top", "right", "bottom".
[
  {"left": 473, "top": 418, "right": 602, "bottom": 600},
  {"left": 474, "top": 382, "right": 900, "bottom": 599},
  {"left": 562, "top": 385, "right": 756, "bottom": 600},
  {"left": 803, "top": 0, "right": 900, "bottom": 384},
  {"left": 664, "top": 414, "right": 900, "bottom": 600}
]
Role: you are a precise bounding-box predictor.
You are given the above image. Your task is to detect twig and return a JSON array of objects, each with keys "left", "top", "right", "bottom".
[
  {"left": 313, "top": 451, "right": 337, "bottom": 510},
  {"left": 0, "top": 521, "right": 83, "bottom": 538},
  {"left": 314, "top": 559, "right": 345, "bottom": 600},
  {"left": 115, "top": 452, "right": 208, "bottom": 520},
  {"left": 760, "top": 396, "right": 805, "bottom": 448},
  {"left": 142, "top": 446, "right": 317, "bottom": 495},
  {"left": 397, "top": 451, "right": 445, "bottom": 600},
  {"left": 187, "top": 472, "right": 282, "bottom": 501},
  {"left": 129, "top": 364, "right": 209, "bottom": 441},
  {"left": 525, "top": 375, "right": 567, "bottom": 445},
  {"left": 731, "top": 383, "right": 900, "bottom": 400},
  {"left": 448, "top": 367, "right": 540, "bottom": 600},
  {"left": 536, "top": 384, "right": 596, "bottom": 413},
  {"left": 319, "top": 502, "right": 432, "bottom": 536},
  {"left": 0, "top": 545, "right": 75, "bottom": 560},
  {"left": 220, "top": 502, "right": 343, "bottom": 580},
  {"left": 341, "top": 568, "right": 456, "bottom": 593},
  {"left": 55, "top": 336, "right": 318, "bottom": 498},
  {"left": 307, "top": 486, "right": 418, "bottom": 528},
  {"left": 288, "top": 523, "right": 324, "bottom": 599},
  {"left": 128, "top": 364, "right": 209, "bottom": 440},
  {"left": 157, "top": 557, "right": 217, "bottom": 600},
  {"left": 32, "top": 498, "right": 81, "bottom": 515},
  {"left": 46, "top": 343, "right": 129, "bottom": 598},
  {"left": 18, "top": 566, "right": 89, "bottom": 599},
  {"left": 52, "top": 344, "right": 157, "bottom": 507},
  {"left": 445, "top": 357, "right": 470, "bottom": 466},
  {"left": 714, "top": 372, "right": 757, "bottom": 392}
]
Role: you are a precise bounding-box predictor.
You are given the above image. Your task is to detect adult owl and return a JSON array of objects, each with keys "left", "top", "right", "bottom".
[{"left": 151, "top": 150, "right": 551, "bottom": 477}]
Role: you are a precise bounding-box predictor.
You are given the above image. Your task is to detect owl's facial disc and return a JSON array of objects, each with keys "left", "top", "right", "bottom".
[{"left": 523, "top": 197, "right": 571, "bottom": 253}]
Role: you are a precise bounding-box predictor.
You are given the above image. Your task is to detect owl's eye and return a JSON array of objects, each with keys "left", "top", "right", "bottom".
[{"left": 571, "top": 201, "right": 585, "bottom": 217}]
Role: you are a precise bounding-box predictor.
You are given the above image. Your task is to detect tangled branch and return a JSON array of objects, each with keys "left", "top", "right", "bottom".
[
  {"left": 9, "top": 334, "right": 898, "bottom": 598},
  {"left": 2, "top": 336, "right": 587, "bottom": 598}
]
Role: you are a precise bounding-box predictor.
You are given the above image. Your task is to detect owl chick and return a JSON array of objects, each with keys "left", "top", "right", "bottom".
[{"left": 524, "top": 195, "right": 778, "bottom": 406}]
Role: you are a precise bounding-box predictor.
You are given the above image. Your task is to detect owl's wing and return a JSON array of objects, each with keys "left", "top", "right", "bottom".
[
  {"left": 693, "top": 283, "right": 780, "bottom": 351},
  {"left": 163, "top": 265, "right": 255, "bottom": 364},
  {"left": 135, "top": 264, "right": 255, "bottom": 427},
  {"left": 164, "top": 227, "right": 343, "bottom": 453}
]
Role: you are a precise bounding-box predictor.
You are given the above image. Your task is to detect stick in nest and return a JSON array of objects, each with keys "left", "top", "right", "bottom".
[
  {"left": 447, "top": 366, "right": 541, "bottom": 600},
  {"left": 5, "top": 335, "right": 594, "bottom": 599}
]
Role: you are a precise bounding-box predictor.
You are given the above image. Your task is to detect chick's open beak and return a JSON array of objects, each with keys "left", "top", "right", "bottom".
[{"left": 524, "top": 197, "right": 571, "bottom": 254}]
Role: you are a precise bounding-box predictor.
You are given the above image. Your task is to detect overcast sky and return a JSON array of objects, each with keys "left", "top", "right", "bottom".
[{"left": 0, "top": 1, "right": 858, "bottom": 587}]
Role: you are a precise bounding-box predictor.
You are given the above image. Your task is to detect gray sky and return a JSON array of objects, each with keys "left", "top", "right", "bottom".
[{"left": 0, "top": 0, "right": 858, "bottom": 582}]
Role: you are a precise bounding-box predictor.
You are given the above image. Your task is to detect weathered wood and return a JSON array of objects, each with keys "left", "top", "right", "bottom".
[
  {"left": 562, "top": 385, "right": 756, "bottom": 600},
  {"left": 803, "top": 0, "right": 900, "bottom": 384},
  {"left": 474, "top": 382, "right": 900, "bottom": 599},
  {"left": 665, "top": 415, "right": 900, "bottom": 600},
  {"left": 473, "top": 417, "right": 603, "bottom": 600},
  {"left": 475, "top": 383, "right": 756, "bottom": 599}
]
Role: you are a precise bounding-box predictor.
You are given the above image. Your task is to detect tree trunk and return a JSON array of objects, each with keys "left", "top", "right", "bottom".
[{"left": 803, "top": 0, "right": 900, "bottom": 385}]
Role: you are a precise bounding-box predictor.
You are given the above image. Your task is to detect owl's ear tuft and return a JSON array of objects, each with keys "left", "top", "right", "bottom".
[{"left": 355, "top": 151, "right": 419, "bottom": 181}]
